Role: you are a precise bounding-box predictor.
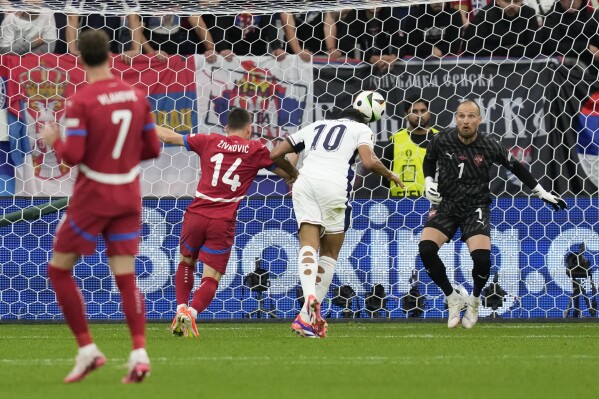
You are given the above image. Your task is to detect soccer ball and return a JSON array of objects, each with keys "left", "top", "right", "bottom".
[{"left": 352, "top": 90, "right": 386, "bottom": 123}]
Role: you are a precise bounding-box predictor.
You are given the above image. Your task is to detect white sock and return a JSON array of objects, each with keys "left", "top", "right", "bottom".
[
  {"left": 78, "top": 343, "right": 98, "bottom": 355},
  {"left": 176, "top": 304, "right": 187, "bottom": 312},
  {"left": 298, "top": 246, "right": 318, "bottom": 319},
  {"left": 315, "top": 256, "right": 336, "bottom": 304},
  {"left": 130, "top": 348, "right": 149, "bottom": 364}
]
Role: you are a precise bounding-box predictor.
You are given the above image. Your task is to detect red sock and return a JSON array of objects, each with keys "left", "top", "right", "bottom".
[
  {"left": 47, "top": 264, "right": 93, "bottom": 347},
  {"left": 189, "top": 277, "right": 218, "bottom": 314},
  {"left": 115, "top": 274, "right": 146, "bottom": 350},
  {"left": 175, "top": 261, "right": 195, "bottom": 305}
]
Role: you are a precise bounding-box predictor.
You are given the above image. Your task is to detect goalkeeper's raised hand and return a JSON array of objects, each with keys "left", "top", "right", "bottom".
[
  {"left": 425, "top": 177, "right": 442, "bottom": 205},
  {"left": 532, "top": 184, "right": 567, "bottom": 211}
]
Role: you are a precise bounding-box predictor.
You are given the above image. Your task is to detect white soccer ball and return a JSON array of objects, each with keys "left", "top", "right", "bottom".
[{"left": 352, "top": 90, "right": 386, "bottom": 123}]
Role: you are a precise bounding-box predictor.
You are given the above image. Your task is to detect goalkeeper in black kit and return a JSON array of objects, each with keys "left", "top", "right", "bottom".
[{"left": 419, "top": 100, "right": 567, "bottom": 329}]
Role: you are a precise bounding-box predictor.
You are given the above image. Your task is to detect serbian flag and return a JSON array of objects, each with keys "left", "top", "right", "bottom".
[{"left": 2, "top": 53, "right": 197, "bottom": 196}]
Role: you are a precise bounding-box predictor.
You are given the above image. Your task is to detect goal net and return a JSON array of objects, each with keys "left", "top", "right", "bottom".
[{"left": 0, "top": 0, "right": 597, "bottom": 321}]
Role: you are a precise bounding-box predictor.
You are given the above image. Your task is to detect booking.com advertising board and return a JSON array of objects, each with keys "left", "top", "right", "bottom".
[{"left": 0, "top": 197, "right": 597, "bottom": 321}]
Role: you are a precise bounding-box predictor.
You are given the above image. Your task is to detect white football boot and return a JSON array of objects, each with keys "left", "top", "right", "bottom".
[
  {"left": 122, "top": 348, "right": 151, "bottom": 384},
  {"left": 446, "top": 288, "right": 467, "bottom": 329},
  {"left": 64, "top": 343, "right": 106, "bottom": 383},
  {"left": 462, "top": 295, "right": 481, "bottom": 329}
]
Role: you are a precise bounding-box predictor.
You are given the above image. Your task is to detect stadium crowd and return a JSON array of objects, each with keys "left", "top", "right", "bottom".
[{"left": 0, "top": 0, "right": 598, "bottom": 69}]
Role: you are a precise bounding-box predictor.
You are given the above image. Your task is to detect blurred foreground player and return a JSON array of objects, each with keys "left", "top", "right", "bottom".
[
  {"left": 157, "top": 108, "right": 298, "bottom": 337},
  {"left": 43, "top": 30, "right": 161, "bottom": 383}
]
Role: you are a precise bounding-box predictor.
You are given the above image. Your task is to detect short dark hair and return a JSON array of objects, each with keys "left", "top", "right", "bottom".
[
  {"left": 340, "top": 108, "right": 368, "bottom": 124},
  {"left": 79, "top": 29, "right": 110, "bottom": 67},
  {"left": 404, "top": 98, "right": 429, "bottom": 113},
  {"left": 227, "top": 107, "right": 252, "bottom": 130}
]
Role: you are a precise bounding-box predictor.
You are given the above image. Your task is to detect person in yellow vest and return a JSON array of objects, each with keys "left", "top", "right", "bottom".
[{"left": 390, "top": 98, "right": 439, "bottom": 197}]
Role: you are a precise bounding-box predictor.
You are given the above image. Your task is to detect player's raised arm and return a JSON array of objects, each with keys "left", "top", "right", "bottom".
[
  {"left": 269, "top": 137, "right": 294, "bottom": 162},
  {"left": 156, "top": 125, "right": 185, "bottom": 146},
  {"left": 140, "top": 101, "right": 161, "bottom": 160},
  {"left": 494, "top": 140, "right": 567, "bottom": 211},
  {"left": 357, "top": 143, "right": 403, "bottom": 188}
]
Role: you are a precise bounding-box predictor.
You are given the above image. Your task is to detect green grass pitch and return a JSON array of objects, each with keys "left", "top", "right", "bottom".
[{"left": 0, "top": 322, "right": 597, "bottom": 399}]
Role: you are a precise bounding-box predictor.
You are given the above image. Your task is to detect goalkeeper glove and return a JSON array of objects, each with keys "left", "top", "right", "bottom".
[
  {"left": 424, "top": 177, "right": 442, "bottom": 205},
  {"left": 531, "top": 184, "right": 567, "bottom": 211}
]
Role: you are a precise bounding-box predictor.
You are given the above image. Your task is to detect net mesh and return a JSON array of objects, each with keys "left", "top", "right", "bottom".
[
  {"left": 0, "top": 0, "right": 598, "bottom": 321},
  {"left": 1, "top": 0, "right": 427, "bottom": 15}
]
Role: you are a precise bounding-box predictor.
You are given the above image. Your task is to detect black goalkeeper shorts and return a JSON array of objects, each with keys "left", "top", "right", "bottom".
[{"left": 423, "top": 205, "right": 490, "bottom": 242}]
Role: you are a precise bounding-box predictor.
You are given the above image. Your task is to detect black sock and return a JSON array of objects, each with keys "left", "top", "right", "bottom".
[
  {"left": 419, "top": 240, "right": 453, "bottom": 296},
  {"left": 471, "top": 249, "right": 491, "bottom": 297}
]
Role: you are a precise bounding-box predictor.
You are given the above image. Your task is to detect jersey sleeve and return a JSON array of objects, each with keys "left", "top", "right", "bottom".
[
  {"left": 54, "top": 97, "right": 87, "bottom": 166},
  {"left": 491, "top": 138, "right": 514, "bottom": 168},
  {"left": 492, "top": 137, "right": 539, "bottom": 189},
  {"left": 140, "top": 99, "right": 161, "bottom": 161},
  {"left": 183, "top": 132, "right": 208, "bottom": 156},
  {"left": 357, "top": 125, "right": 374, "bottom": 148},
  {"left": 286, "top": 125, "right": 308, "bottom": 153}
]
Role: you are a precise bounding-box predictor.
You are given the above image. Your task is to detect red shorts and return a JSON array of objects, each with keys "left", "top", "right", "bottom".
[
  {"left": 179, "top": 210, "right": 236, "bottom": 274},
  {"left": 54, "top": 210, "right": 141, "bottom": 257}
]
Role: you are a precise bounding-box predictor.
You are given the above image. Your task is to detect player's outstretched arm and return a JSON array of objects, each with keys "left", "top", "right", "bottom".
[
  {"left": 269, "top": 139, "right": 294, "bottom": 162},
  {"left": 272, "top": 166, "right": 297, "bottom": 185},
  {"left": 531, "top": 184, "right": 568, "bottom": 211},
  {"left": 507, "top": 158, "right": 567, "bottom": 211},
  {"left": 269, "top": 140, "right": 299, "bottom": 184},
  {"left": 357, "top": 144, "right": 404, "bottom": 188},
  {"left": 156, "top": 126, "right": 185, "bottom": 146}
]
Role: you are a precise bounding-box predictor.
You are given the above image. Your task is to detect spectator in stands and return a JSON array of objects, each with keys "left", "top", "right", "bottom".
[
  {"left": 279, "top": 12, "right": 319, "bottom": 61},
  {"left": 362, "top": 8, "right": 403, "bottom": 72},
  {"left": 400, "top": 2, "right": 464, "bottom": 58},
  {"left": 66, "top": 1, "right": 144, "bottom": 63},
  {"left": 384, "top": 98, "right": 440, "bottom": 197},
  {"left": 0, "top": 8, "right": 57, "bottom": 54},
  {"left": 140, "top": 14, "right": 217, "bottom": 62},
  {"left": 322, "top": 9, "right": 353, "bottom": 59},
  {"left": 464, "top": 0, "right": 540, "bottom": 58},
  {"left": 535, "top": 0, "right": 599, "bottom": 69},
  {"left": 451, "top": 0, "right": 473, "bottom": 27},
  {"left": 461, "top": 0, "right": 554, "bottom": 24},
  {"left": 215, "top": 13, "right": 286, "bottom": 60},
  {"left": 327, "top": 8, "right": 401, "bottom": 72},
  {"left": 524, "top": 0, "right": 555, "bottom": 24},
  {"left": 54, "top": 12, "right": 69, "bottom": 54}
]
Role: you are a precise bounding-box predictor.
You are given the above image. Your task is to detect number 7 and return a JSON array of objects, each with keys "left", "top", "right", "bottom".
[{"left": 111, "top": 110, "right": 132, "bottom": 160}]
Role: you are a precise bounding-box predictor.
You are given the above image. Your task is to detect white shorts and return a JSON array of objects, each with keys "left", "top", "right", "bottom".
[{"left": 292, "top": 176, "right": 351, "bottom": 234}]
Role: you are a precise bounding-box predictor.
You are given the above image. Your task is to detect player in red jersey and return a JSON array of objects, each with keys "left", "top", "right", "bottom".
[
  {"left": 156, "top": 108, "right": 298, "bottom": 337},
  {"left": 42, "top": 30, "right": 161, "bottom": 384}
]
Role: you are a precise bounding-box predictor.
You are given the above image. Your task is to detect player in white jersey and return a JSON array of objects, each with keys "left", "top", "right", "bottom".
[{"left": 270, "top": 108, "right": 403, "bottom": 338}]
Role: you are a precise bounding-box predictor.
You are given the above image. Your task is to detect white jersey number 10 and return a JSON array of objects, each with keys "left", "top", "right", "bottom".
[{"left": 311, "top": 124, "right": 347, "bottom": 151}]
